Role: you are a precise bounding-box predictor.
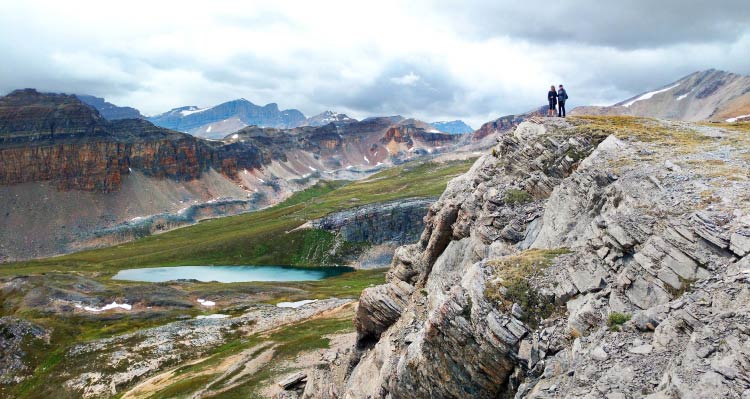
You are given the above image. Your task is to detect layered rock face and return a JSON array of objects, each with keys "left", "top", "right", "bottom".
[
  {"left": 380, "top": 121, "right": 462, "bottom": 154},
  {"left": 311, "top": 198, "right": 433, "bottom": 245},
  {"left": 0, "top": 91, "right": 244, "bottom": 192},
  {"left": 306, "top": 117, "right": 750, "bottom": 398}
]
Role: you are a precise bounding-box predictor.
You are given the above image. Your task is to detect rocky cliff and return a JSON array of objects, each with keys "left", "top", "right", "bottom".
[
  {"left": 311, "top": 198, "right": 432, "bottom": 246},
  {"left": 303, "top": 116, "right": 750, "bottom": 398},
  {"left": 0, "top": 89, "right": 255, "bottom": 191}
]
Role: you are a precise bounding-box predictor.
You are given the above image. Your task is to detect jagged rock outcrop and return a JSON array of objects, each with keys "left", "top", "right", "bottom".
[
  {"left": 0, "top": 316, "right": 49, "bottom": 385},
  {"left": 311, "top": 198, "right": 432, "bottom": 245},
  {"left": 305, "top": 117, "right": 750, "bottom": 398},
  {"left": 472, "top": 107, "right": 545, "bottom": 141}
]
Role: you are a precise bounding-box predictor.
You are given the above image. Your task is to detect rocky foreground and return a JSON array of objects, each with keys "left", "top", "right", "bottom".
[{"left": 301, "top": 117, "right": 750, "bottom": 398}]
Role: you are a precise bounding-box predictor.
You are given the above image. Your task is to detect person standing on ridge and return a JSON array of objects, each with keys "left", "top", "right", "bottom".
[
  {"left": 547, "top": 85, "right": 557, "bottom": 117},
  {"left": 557, "top": 84, "right": 569, "bottom": 117}
]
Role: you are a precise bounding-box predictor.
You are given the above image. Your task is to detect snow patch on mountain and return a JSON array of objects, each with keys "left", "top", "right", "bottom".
[{"left": 622, "top": 83, "right": 680, "bottom": 107}]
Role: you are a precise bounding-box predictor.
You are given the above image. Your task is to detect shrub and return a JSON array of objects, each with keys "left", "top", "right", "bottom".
[
  {"left": 484, "top": 249, "right": 571, "bottom": 328},
  {"left": 504, "top": 189, "right": 532, "bottom": 205},
  {"left": 607, "top": 312, "right": 631, "bottom": 331}
]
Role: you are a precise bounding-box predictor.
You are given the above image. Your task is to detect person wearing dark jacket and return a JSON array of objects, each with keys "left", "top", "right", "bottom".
[
  {"left": 557, "top": 85, "right": 569, "bottom": 117},
  {"left": 547, "top": 85, "right": 557, "bottom": 117}
]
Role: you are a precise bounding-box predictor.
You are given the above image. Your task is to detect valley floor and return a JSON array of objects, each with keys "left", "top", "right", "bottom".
[{"left": 0, "top": 157, "right": 475, "bottom": 399}]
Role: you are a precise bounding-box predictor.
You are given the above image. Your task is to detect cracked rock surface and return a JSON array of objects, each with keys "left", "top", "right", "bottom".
[{"left": 304, "top": 117, "right": 750, "bottom": 399}]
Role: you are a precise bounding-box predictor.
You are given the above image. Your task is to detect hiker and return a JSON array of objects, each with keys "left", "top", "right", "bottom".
[
  {"left": 557, "top": 84, "right": 569, "bottom": 117},
  {"left": 547, "top": 85, "right": 557, "bottom": 117}
]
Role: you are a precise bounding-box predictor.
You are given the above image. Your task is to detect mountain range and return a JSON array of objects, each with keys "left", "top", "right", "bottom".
[
  {"left": 145, "top": 98, "right": 307, "bottom": 139},
  {"left": 0, "top": 89, "right": 466, "bottom": 261},
  {"left": 2, "top": 68, "right": 748, "bottom": 262}
]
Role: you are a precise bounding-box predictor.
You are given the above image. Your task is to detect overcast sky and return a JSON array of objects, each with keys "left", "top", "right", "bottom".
[{"left": 1, "top": 0, "right": 749, "bottom": 127}]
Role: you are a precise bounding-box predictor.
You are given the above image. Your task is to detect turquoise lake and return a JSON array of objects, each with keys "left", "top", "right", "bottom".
[{"left": 112, "top": 265, "right": 355, "bottom": 283}]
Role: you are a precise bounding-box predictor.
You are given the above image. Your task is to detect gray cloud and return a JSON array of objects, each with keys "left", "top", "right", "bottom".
[
  {"left": 432, "top": 0, "right": 750, "bottom": 49},
  {"left": 0, "top": 1, "right": 748, "bottom": 127}
]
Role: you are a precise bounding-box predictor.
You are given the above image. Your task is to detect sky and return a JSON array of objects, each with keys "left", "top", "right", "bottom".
[{"left": 1, "top": 0, "right": 749, "bottom": 128}]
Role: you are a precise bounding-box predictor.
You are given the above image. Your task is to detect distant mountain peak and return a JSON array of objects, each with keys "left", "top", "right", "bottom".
[
  {"left": 147, "top": 98, "right": 306, "bottom": 138},
  {"left": 75, "top": 94, "right": 143, "bottom": 120},
  {"left": 302, "top": 110, "right": 356, "bottom": 127},
  {"left": 430, "top": 120, "right": 474, "bottom": 134}
]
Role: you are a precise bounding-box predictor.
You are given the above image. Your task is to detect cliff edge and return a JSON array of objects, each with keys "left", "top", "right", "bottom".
[{"left": 304, "top": 116, "right": 750, "bottom": 398}]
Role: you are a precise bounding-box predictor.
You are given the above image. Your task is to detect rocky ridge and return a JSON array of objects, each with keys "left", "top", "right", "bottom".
[
  {"left": 303, "top": 116, "right": 750, "bottom": 398},
  {"left": 572, "top": 69, "right": 750, "bottom": 122},
  {"left": 75, "top": 95, "right": 144, "bottom": 120}
]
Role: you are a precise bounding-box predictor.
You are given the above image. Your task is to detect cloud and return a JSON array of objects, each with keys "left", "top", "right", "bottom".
[
  {"left": 429, "top": 0, "right": 750, "bottom": 49},
  {"left": 390, "top": 72, "right": 421, "bottom": 86},
  {"left": 0, "top": 0, "right": 748, "bottom": 127}
]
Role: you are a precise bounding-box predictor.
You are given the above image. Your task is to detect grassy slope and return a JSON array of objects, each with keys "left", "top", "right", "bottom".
[
  {"left": 2, "top": 158, "right": 475, "bottom": 276},
  {"left": 2, "top": 158, "right": 476, "bottom": 399}
]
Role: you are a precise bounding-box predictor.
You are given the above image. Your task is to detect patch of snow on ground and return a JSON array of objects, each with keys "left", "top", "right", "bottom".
[
  {"left": 364, "top": 156, "right": 370, "bottom": 163},
  {"left": 346, "top": 165, "right": 353, "bottom": 169},
  {"left": 206, "top": 125, "right": 212, "bottom": 133},
  {"left": 308, "top": 166, "right": 317, "bottom": 171},
  {"left": 376, "top": 162, "right": 384, "bottom": 166},
  {"left": 196, "top": 314, "right": 229, "bottom": 319},
  {"left": 726, "top": 114, "right": 750, "bottom": 123},
  {"left": 676, "top": 88, "right": 695, "bottom": 101},
  {"left": 180, "top": 106, "right": 210, "bottom": 116},
  {"left": 276, "top": 299, "right": 318, "bottom": 308},
  {"left": 197, "top": 299, "right": 216, "bottom": 307},
  {"left": 80, "top": 302, "right": 132, "bottom": 312},
  {"left": 231, "top": 134, "right": 239, "bottom": 140},
  {"left": 622, "top": 83, "right": 680, "bottom": 107}
]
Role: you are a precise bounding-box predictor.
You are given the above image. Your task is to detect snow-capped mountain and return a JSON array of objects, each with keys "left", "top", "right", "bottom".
[
  {"left": 430, "top": 120, "right": 474, "bottom": 134},
  {"left": 147, "top": 98, "right": 306, "bottom": 139},
  {"left": 572, "top": 69, "right": 750, "bottom": 122},
  {"left": 303, "top": 111, "right": 357, "bottom": 127}
]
